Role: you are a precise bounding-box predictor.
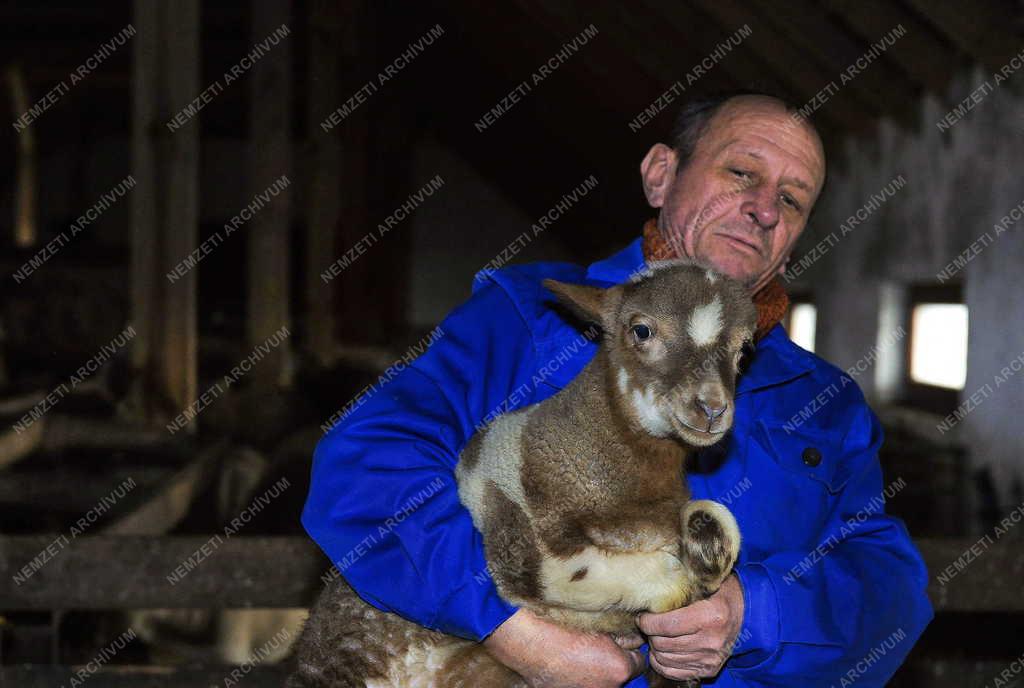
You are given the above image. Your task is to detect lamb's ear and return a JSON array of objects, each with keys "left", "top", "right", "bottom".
[{"left": 542, "top": 279, "right": 616, "bottom": 327}]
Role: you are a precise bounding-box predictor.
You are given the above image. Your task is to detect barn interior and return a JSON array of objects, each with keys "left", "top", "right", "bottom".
[{"left": 0, "top": 0, "right": 1022, "bottom": 686}]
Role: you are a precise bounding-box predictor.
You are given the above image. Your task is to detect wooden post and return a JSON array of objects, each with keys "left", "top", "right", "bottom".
[
  {"left": 334, "top": 2, "right": 416, "bottom": 346},
  {"left": 248, "top": 0, "right": 293, "bottom": 387},
  {"left": 305, "top": 0, "right": 344, "bottom": 365},
  {"left": 131, "top": 0, "right": 199, "bottom": 423}
]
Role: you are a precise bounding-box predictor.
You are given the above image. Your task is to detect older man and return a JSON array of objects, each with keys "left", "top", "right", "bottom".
[{"left": 301, "top": 92, "right": 933, "bottom": 686}]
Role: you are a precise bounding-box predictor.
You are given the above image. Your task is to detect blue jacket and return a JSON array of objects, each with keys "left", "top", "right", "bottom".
[{"left": 302, "top": 236, "right": 933, "bottom": 687}]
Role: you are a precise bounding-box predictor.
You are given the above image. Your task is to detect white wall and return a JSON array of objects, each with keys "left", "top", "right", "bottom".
[{"left": 791, "top": 68, "right": 1024, "bottom": 511}]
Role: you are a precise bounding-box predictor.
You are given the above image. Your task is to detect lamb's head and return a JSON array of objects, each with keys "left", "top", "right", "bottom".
[{"left": 543, "top": 261, "right": 758, "bottom": 447}]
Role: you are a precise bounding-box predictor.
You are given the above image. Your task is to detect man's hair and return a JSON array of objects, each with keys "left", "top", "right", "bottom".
[{"left": 669, "top": 88, "right": 811, "bottom": 172}]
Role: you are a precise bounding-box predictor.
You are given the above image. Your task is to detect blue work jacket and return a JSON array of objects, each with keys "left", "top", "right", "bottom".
[{"left": 302, "top": 236, "right": 934, "bottom": 686}]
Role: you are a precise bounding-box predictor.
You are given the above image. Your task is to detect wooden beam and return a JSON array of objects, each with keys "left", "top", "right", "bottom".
[
  {"left": 511, "top": 0, "right": 666, "bottom": 117},
  {"left": 325, "top": 8, "right": 374, "bottom": 346},
  {"left": 592, "top": 1, "right": 742, "bottom": 90},
  {"left": 901, "top": 0, "right": 1024, "bottom": 73},
  {"left": 130, "top": 0, "right": 200, "bottom": 422},
  {"left": 0, "top": 466, "right": 167, "bottom": 515},
  {"left": 304, "top": 0, "right": 346, "bottom": 365},
  {"left": 638, "top": 0, "right": 846, "bottom": 144},
  {"left": 526, "top": 0, "right": 738, "bottom": 99},
  {"left": 101, "top": 441, "right": 228, "bottom": 535},
  {"left": 0, "top": 658, "right": 1017, "bottom": 687},
  {"left": 0, "top": 537, "right": 328, "bottom": 609},
  {"left": 820, "top": 0, "right": 957, "bottom": 95},
  {"left": 247, "top": 0, "right": 293, "bottom": 387},
  {"left": 6, "top": 65, "right": 36, "bottom": 248},
  {"left": 687, "top": 0, "right": 876, "bottom": 134},
  {"left": 739, "top": 0, "right": 921, "bottom": 129},
  {"left": 1, "top": 536, "right": 1022, "bottom": 612},
  {"left": 1, "top": 666, "right": 286, "bottom": 687},
  {"left": 328, "top": 2, "right": 412, "bottom": 346}
]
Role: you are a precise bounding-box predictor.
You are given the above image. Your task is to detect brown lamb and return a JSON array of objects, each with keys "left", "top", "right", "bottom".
[{"left": 287, "top": 260, "right": 759, "bottom": 688}]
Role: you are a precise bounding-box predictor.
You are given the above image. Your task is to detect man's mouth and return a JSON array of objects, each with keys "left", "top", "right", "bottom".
[{"left": 717, "top": 233, "right": 762, "bottom": 256}]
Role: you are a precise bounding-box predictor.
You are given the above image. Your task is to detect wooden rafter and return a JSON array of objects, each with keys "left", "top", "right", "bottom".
[
  {"left": 741, "top": 0, "right": 921, "bottom": 129},
  {"left": 820, "top": 0, "right": 958, "bottom": 95},
  {"left": 902, "top": 0, "right": 1024, "bottom": 73},
  {"left": 639, "top": 0, "right": 846, "bottom": 142},
  {"left": 687, "top": 0, "right": 876, "bottom": 134}
]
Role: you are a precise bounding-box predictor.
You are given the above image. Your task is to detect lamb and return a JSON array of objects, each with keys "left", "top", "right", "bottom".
[{"left": 287, "top": 260, "right": 759, "bottom": 688}]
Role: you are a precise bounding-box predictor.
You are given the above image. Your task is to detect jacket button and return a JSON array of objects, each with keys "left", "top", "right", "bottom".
[{"left": 802, "top": 447, "right": 822, "bottom": 467}]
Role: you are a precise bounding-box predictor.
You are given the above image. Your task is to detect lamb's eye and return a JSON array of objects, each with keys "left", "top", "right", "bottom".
[{"left": 631, "top": 324, "right": 652, "bottom": 342}]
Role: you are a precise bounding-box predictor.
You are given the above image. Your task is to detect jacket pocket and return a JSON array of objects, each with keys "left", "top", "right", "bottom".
[{"left": 754, "top": 418, "right": 853, "bottom": 495}]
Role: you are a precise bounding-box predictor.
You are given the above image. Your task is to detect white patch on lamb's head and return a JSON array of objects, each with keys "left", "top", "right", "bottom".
[
  {"left": 647, "top": 258, "right": 692, "bottom": 271},
  {"left": 629, "top": 266, "right": 653, "bottom": 283},
  {"left": 705, "top": 269, "right": 718, "bottom": 283},
  {"left": 687, "top": 295, "right": 724, "bottom": 346},
  {"left": 632, "top": 258, "right": 699, "bottom": 284},
  {"left": 617, "top": 367, "right": 630, "bottom": 396},
  {"left": 630, "top": 385, "right": 671, "bottom": 437}
]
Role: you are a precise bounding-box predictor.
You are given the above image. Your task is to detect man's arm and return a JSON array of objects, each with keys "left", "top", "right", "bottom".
[
  {"left": 302, "top": 277, "right": 646, "bottom": 686},
  {"left": 643, "top": 382, "right": 934, "bottom": 685},
  {"left": 301, "top": 281, "right": 535, "bottom": 640}
]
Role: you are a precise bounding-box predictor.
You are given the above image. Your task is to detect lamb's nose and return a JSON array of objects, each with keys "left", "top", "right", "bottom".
[{"left": 696, "top": 398, "right": 728, "bottom": 422}]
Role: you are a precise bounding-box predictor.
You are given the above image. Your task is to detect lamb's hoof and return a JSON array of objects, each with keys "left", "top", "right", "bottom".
[{"left": 681, "top": 500, "right": 741, "bottom": 598}]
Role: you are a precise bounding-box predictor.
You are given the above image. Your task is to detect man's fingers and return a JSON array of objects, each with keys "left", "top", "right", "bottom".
[
  {"left": 611, "top": 632, "right": 645, "bottom": 650},
  {"left": 652, "top": 650, "right": 698, "bottom": 670},
  {"left": 648, "top": 631, "right": 705, "bottom": 654},
  {"left": 651, "top": 648, "right": 727, "bottom": 677},
  {"left": 649, "top": 650, "right": 699, "bottom": 681},
  {"left": 636, "top": 606, "right": 704, "bottom": 637}
]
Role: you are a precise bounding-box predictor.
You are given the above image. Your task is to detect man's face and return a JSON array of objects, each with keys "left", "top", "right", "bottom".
[{"left": 641, "top": 96, "right": 826, "bottom": 293}]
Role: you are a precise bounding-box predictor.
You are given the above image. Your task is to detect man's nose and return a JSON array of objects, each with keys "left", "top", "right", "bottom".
[{"left": 741, "top": 187, "right": 780, "bottom": 230}]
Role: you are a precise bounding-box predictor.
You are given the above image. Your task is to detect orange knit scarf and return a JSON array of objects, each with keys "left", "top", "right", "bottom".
[{"left": 641, "top": 218, "right": 789, "bottom": 342}]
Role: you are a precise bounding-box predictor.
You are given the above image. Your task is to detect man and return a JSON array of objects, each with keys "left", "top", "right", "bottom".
[{"left": 301, "top": 92, "right": 933, "bottom": 686}]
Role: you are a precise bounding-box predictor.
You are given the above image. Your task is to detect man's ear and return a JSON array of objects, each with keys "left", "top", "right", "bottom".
[
  {"left": 640, "top": 143, "right": 678, "bottom": 208},
  {"left": 542, "top": 279, "right": 616, "bottom": 328}
]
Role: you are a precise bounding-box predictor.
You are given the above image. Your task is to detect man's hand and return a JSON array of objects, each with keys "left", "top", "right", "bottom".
[
  {"left": 637, "top": 573, "right": 745, "bottom": 681},
  {"left": 484, "top": 608, "right": 646, "bottom": 687}
]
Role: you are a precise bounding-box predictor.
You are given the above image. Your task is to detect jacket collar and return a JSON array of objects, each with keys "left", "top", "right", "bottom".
[{"left": 583, "top": 238, "right": 815, "bottom": 396}]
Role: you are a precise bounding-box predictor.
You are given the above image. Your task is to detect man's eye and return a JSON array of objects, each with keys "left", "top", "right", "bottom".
[
  {"left": 729, "top": 168, "right": 750, "bottom": 179},
  {"left": 780, "top": 193, "right": 801, "bottom": 211},
  {"left": 631, "top": 324, "right": 652, "bottom": 341}
]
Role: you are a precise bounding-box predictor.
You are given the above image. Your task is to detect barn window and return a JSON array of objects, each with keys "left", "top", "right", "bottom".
[
  {"left": 786, "top": 295, "right": 817, "bottom": 353},
  {"left": 904, "top": 284, "right": 968, "bottom": 412}
]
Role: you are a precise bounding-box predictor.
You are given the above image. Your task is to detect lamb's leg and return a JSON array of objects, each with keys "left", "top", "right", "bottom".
[
  {"left": 680, "top": 500, "right": 741, "bottom": 599},
  {"left": 530, "top": 498, "right": 698, "bottom": 615},
  {"left": 538, "top": 543, "right": 695, "bottom": 614}
]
